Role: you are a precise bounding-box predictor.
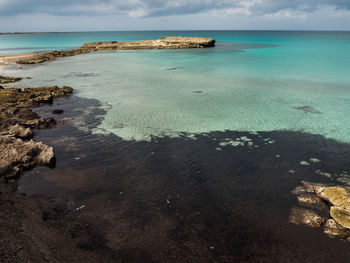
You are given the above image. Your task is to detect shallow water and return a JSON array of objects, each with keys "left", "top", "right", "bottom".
[
  {"left": 3, "top": 31, "right": 350, "bottom": 142},
  {"left": 19, "top": 95, "right": 350, "bottom": 262},
  {"left": 2, "top": 31, "right": 350, "bottom": 261}
]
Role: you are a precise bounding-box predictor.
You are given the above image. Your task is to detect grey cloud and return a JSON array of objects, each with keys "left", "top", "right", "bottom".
[{"left": 1, "top": 0, "right": 350, "bottom": 17}]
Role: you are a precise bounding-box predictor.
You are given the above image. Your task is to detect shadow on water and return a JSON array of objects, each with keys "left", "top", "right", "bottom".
[{"left": 20, "top": 95, "right": 350, "bottom": 262}]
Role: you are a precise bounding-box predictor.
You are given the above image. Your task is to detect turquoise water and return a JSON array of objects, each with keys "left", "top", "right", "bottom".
[{"left": 2, "top": 31, "right": 350, "bottom": 141}]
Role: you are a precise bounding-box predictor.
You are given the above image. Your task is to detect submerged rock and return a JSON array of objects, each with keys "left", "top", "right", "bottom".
[
  {"left": 292, "top": 106, "right": 322, "bottom": 114},
  {"left": 297, "top": 194, "right": 326, "bottom": 208},
  {"left": 324, "top": 219, "right": 350, "bottom": 239},
  {"left": 52, "top": 109, "right": 64, "bottom": 114},
  {"left": 289, "top": 207, "right": 325, "bottom": 228}
]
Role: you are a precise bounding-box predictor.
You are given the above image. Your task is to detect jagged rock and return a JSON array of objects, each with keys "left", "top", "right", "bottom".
[
  {"left": 0, "top": 85, "right": 73, "bottom": 179},
  {"left": 7, "top": 124, "right": 33, "bottom": 139},
  {"left": 0, "top": 75, "right": 22, "bottom": 84},
  {"left": 25, "top": 117, "right": 56, "bottom": 129},
  {"left": 0, "top": 135, "right": 55, "bottom": 178},
  {"left": 289, "top": 207, "right": 325, "bottom": 228},
  {"left": 324, "top": 219, "right": 350, "bottom": 239},
  {"left": 330, "top": 206, "right": 350, "bottom": 229}
]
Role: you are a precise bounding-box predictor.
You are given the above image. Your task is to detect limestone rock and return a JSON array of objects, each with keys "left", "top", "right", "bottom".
[
  {"left": 0, "top": 135, "right": 55, "bottom": 178},
  {"left": 8, "top": 37, "right": 215, "bottom": 65},
  {"left": 324, "top": 219, "right": 350, "bottom": 239},
  {"left": 7, "top": 124, "right": 33, "bottom": 139},
  {"left": 0, "top": 75, "right": 22, "bottom": 84},
  {"left": 0, "top": 85, "right": 72, "bottom": 179},
  {"left": 297, "top": 194, "right": 326, "bottom": 208},
  {"left": 330, "top": 206, "right": 350, "bottom": 229},
  {"left": 317, "top": 187, "right": 350, "bottom": 209},
  {"left": 289, "top": 207, "right": 325, "bottom": 228}
]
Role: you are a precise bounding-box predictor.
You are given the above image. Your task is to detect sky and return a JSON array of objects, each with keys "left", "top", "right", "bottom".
[{"left": 0, "top": 0, "right": 350, "bottom": 32}]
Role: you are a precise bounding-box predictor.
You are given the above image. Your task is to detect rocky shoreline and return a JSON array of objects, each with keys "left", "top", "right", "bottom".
[
  {"left": 290, "top": 182, "right": 350, "bottom": 242},
  {"left": 0, "top": 36, "right": 216, "bottom": 262},
  {"left": 0, "top": 84, "right": 73, "bottom": 178},
  {"left": 0, "top": 77, "right": 116, "bottom": 262},
  {"left": 0, "top": 36, "right": 215, "bottom": 65}
]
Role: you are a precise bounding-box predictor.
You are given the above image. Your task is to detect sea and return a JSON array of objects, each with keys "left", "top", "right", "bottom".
[
  {"left": 2, "top": 31, "right": 350, "bottom": 261},
  {"left": 1, "top": 31, "right": 350, "bottom": 142}
]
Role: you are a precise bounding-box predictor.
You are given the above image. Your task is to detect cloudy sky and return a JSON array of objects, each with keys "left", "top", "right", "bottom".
[{"left": 0, "top": 0, "right": 350, "bottom": 31}]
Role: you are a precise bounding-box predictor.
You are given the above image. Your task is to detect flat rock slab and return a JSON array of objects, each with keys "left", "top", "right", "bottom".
[
  {"left": 0, "top": 37, "right": 215, "bottom": 65},
  {"left": 330, "top": 206, "right": 350, "bottom": 229},
  {"left": 317, "top": 186, "right": 350, "bottom": 209}
]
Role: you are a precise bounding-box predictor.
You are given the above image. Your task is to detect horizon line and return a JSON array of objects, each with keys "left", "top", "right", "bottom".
[{"left": 1, "top": 29, "right": 350, "bottom": 34}]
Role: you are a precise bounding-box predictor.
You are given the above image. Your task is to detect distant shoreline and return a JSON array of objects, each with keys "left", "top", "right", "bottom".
[
  {"left": 0, "top": 36, "right": 215, "bottom": 66},
  {"left": 1, "top": 29, "right": 350, "bottom": 35}
]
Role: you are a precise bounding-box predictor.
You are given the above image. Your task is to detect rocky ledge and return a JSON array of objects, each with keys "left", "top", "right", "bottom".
[
  {"left": 0, "top": 84, "right": 73, "bottom": 179},
  {"left": 290, "top": 182, "right": 350, "bottom": 242},
  {"left": 0, "top": 37, "right": 215, "bottom": 65},
  {"left": 0, "top": 75, "right": 22, "bottom": 84}
]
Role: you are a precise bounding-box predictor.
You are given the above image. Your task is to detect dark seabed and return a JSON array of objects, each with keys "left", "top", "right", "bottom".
[{"left": 19, "top": 95, "right": 350, "bottom": 262}]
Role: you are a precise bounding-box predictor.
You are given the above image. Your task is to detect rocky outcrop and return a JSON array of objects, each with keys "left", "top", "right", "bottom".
[
  {"left": 0, "top": 37, "right": 215, "bottom": 65},
  {"left": 81, "top": 37, "right": 216, "bottom": 50},
  {"left": 0, "top": 135, "right": 55, "bottom": 179},
  {"left": 0, "top": 75, "right": 22, "bottom": 84},
  {"left": 290, "top": 182, "right": 350, "bottom": 242},
  {"left": 289, "top": 207, "right": 325, "bottom": 228},
  {"left": 0, "top": 85, "right": 73, "bottom": 179}
]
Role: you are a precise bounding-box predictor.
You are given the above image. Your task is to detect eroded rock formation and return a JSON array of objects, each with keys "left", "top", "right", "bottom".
[
  {"left": 0, "top": 75, "right": 22, "bottom": 84},
  {"left": 291, "top": 182, "right": 350, "bottom": 242},
  {"left": 0, "top": 85, "right": 73, "bottom": 179}
]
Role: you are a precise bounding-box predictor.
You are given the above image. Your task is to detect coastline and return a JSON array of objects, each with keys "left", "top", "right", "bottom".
[
  {"left": 0, "top": 36, "right": 217, "bottom": 262},
  {"left": 0, "top": 82, "right": 114, "bottom": 262},
  {"left": 2, "top": 35, "right": 350, "bottom": 262},
  {"left": 0, "top": 37, "right": 215, "bottom": 66}
]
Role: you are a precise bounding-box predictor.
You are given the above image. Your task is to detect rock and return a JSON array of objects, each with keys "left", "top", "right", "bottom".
[
  {"left": 289, "top": 207, "right": 325, "bottom": 228},
  {"left": 52, "top": 109, "right": 64, "bottom": 114},
  {"left": 330, "top": 206, "right": 350, "bottom": 229},
  {"left": 5, "top": 37, "right": 215, "bottom": 65},
  {"left": 82, "top": 37, "right": 216, "bottom": 50},
  {"left": 297, "top": 194, "right": 326, "bottom": 208},
  {"left": 0, "top": 135, "right": 55, "bottom": 178},
  {"left": 25, "top": 117, "right": 56, "bottom": 129},
  {"left": 0, "top": 75, "right": 22, "bottom": 84},
  {"left": 292, "top": 106, "right": 322, "bottom": 114},
  {"left": 324, "top": 219, "right": 350, "bottom": 239},
  {"left": 316, "top": 187, "right": 350, "bottom": 209},
  {"left": 7, "top": 124, "right": 33, "bottom": 139},
  {"left": 0, "top": 85, "right": 72, "bottom": 179},
  {"left": 315, "top": 170, "right": 332, "bottom": 178}
]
